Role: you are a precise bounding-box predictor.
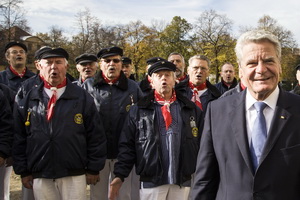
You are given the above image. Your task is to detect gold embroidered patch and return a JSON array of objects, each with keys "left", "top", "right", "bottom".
[
  {"left": 74, "top": 113, "right": 83, "bottom": 124},
  {"left": 126, "top": 105, "right": 131, "bottom": 112},
  {"left": 192, "top": 127, "right": 198, "bottom": 137}
]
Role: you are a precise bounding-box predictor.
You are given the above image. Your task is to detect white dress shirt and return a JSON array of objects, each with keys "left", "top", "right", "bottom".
[{"left": 245, "top": 86, "right": 279, "bottom": 145}]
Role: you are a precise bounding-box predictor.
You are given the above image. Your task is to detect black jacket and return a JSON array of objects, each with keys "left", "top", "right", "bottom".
[
  {"left": 214, "top": 78, "right": 238, "bottom": 95},
  {"left": 82, "top": 71, "right": 142, "bottom": 159},
  {"left": 0, "top": 90, "right": 14, "bottom": 159},
  {"left": 0, "top": 67, "right": 35, "bottom": 93},
  {"left": 114, "top": 90, "right": 203, "bottom": 186},
  {"left": 138, "top": 76, "right": 152, "bottom": 97},
  {"left": 175, "top": 78, "right": 221, "bottom": 113},
  {"left": 13, "top": 80, "right": 106, "bottom": 179}
]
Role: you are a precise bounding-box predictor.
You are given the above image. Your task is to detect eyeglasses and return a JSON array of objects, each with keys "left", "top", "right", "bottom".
[
  {"left": 10, "top": 50, "right": 26, "bottom": 55},
  {"left": 101, "top": 58, "right": 121, "bottom": 63}
]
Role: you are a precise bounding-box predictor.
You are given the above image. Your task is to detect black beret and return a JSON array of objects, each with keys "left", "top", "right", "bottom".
[
  {"left": 5, "top": 41, "right": 27, "bottom": 52},
  {"left": 146, "top": 57, "right": 166, "bottom": 65},
  {"left": 122, "top": 56, "right": 132, "bottom": 64},
  {"left": 39, "top": 48, "right": 69, "bottom": 60},
  {"left": 34, "top": 46, "right": 52, "bottom": 60},
  {"left": 97, "top": 46, "right": 123, "bottom": 58},
  {"left": 295, "top": 64, "right": 300, "bottom": 71},
  {"left": 75, "top": 53, "right": 97, "bottom": 64},
  {"left": 148, "top": 60, "right": 176, "bottom": 76}
]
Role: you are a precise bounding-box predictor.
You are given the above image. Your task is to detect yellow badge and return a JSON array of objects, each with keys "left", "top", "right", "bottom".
[
  {"left": 126, "top": 104, "right": 131, "bottom": 112},
  {"left": 192, "top": 127, "right": 198, "bottom": 137},
  {"left": 74, "top": 113, "right": 83, "bottom": 124}
]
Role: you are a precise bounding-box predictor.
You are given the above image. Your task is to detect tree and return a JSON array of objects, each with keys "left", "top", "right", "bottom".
[
  {"left": 159, "top": 16, "right": 193, "bottom": 59},
  {"left": 0, "top": 0, "right": 30, "bottom": 40},
  {"left": 72, "top": 8, "right": 98, "bottom": 55},
  {"left": 192, "top": 9, "right": 235, "bottom": 82},
  {"left": 122, "top": 20, "right": 160, "bottom": 79}
]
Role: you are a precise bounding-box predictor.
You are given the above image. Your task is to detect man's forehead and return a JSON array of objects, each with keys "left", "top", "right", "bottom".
[{"left": 41, "top": 57, "right": 65, "bottom": 62}]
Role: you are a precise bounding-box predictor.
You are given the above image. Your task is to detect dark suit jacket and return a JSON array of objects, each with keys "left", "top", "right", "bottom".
[{"left": 192, "top": 88, "right": 300, "bottom": 200}]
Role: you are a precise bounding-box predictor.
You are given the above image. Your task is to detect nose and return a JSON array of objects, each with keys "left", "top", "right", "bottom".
[{"left": 256, "top": 61, "right": 267, "bottom": 74}]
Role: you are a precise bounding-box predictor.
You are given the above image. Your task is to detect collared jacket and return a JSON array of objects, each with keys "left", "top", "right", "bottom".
[
  {"left": 175, "top": 77, "right": 221, "bottom": 113},
  {"left": 0, "top": 67, "right": 35, "bottom": 93},
  {"left": 13, "top": 80, "right": 106, "bottom": 179},
  {"left": 114, "top": 90, "right": 203, "bottom": 186},
  {"left": 214, "top": 77, "right": 238, "bottom": 95},
  {"left": 220, "top": 82, "right": 244, "bottom": 98},
  {"left": 82, "top": 71, "right": 143, "bottom": 159}
]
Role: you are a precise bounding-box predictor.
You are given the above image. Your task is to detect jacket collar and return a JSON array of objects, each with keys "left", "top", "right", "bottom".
[
  {"left": 137, "top": 89, "right": 196, "bottom": 109},
  {"left": 93, "top": 70, "right": 128, "bottom": 90},
  {"left": 30, "top": 78, "right": 79, "bottom": 101}
]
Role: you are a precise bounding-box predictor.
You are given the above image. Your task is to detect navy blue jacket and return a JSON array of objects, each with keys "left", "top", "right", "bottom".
[
  {"left": 114, "top": 90, "right": 203, "bottom": 186},
  {"left": 0, "top": 90, "right": 13, "bottom": 159},
  {"left": 82, "top": 71, "right": 143, "bottom": 159},
  {"left": 0, "top": 67, "right": 35, "bottom": 93},
  {"left": 13, "top": 80, "right": 106, "bottom": 179},
  {"left": 175, "top": 77, "right": 221, "bottom": 113}
]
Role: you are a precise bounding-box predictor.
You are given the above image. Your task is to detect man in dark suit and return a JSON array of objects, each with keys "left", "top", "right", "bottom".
[{"left": 192, "top": 29, "right": 300, "bottom": 200}]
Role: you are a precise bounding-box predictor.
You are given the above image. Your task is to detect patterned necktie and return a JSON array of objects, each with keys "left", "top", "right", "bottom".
[{"left": 250, "top": 102, "right": 268, "bottom": 170}]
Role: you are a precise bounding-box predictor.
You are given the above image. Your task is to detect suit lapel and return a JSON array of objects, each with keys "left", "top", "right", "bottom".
[
  {"left": 260, "top": 91, "right": 291, "bottom": 164},
  {"left": 231, "top": 91, "right": 255, "bottom": 175}
]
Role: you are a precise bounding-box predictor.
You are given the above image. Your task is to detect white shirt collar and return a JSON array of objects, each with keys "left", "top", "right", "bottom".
[{"left": 246, "top": 85, "right": 279, "bottom": 111}]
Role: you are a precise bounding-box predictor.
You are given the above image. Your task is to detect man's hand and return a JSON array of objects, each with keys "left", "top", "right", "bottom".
[
  {"left": 86, "top": 173, "right": 100, "bottom": 185},
  {"left": 22, "top": 175, "right": 33, "bottom": 189},
  {"left": 108, "top": 177, "right": 123, "bottom": 200}
]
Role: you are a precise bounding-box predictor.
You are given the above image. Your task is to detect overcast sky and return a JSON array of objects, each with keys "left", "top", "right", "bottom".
[{"left": 23, "top": 0, "right": 300, "bottom": 46}]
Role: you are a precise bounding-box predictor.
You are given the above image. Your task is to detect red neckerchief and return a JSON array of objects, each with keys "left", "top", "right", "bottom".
[
  {"left": 10, "top": 66, "right": 26, "bottom": 78},
  {"left": 177, "top": 74, "right": 187, "bottom": 82},
  {"left": 189, "top": 81, "right": 206, "bottom": 110},
  {"left": 240, "top": 82, "right": 246, "bottom": 90},
  {"left": 102, "top": 72, "right": 120, "bottom": 85},
  {"left": 147, "top": 76, "right": 152, "bottom": 88},
  {"left": 42, "top": 77, "right": 67, "bottom": 121},
  {"left": 154, "top": 90, "right": 177, "bottom": 130}
]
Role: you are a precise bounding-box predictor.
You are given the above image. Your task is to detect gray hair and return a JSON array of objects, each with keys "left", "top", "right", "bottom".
[
  {"left": 235, "top": 29, "right": 281, "bottom": 64},
  {"left": 168, "top": 52, "right": 186, "bottom": 67},
  {"left": 188, "top": 55, "right": 211, "bottom": 68}
]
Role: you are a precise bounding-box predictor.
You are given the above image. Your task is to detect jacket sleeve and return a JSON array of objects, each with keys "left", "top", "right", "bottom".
[
  {"left": 191, "top": 102, "right": 220, "bottom": 200},
  {"left": 0, "top": 90, "right": 13, "bottom": 159},
  {"left": 12, "top": 94, "right": 31, "bottom": 176},
  {"left": 84, "top": 92, "right": 107, "bottom": 174},
  {"left": 113, "top": 106, "right": 137, "bottom": 180}
]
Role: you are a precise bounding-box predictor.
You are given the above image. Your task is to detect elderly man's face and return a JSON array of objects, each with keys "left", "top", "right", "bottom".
[
  {"left": 5, "top": 46, "right": 27, "bottom": 69},
  {"left": 100, "top": 55, "right": 122, "bottom": 80},
  {"left": 221, "top": 64, "right": 235, "bottom": 84},
  {"left": 168, "top": 55, "right": 185, "bottom": 78},
  {"left": 76, "top": 62, "right": 97, "bottom": 81},
  {"left": 239, "top": 41, "right": 281, "bottom": 100},
  {"left": 188, "top": 59, "right": 209, "bottom": 86},
  {"left": 151, "top": 70, "right": 176, "bottom": 96},
  {"left": 39, "top": 57, "right": 68, "bottom": 87}
]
